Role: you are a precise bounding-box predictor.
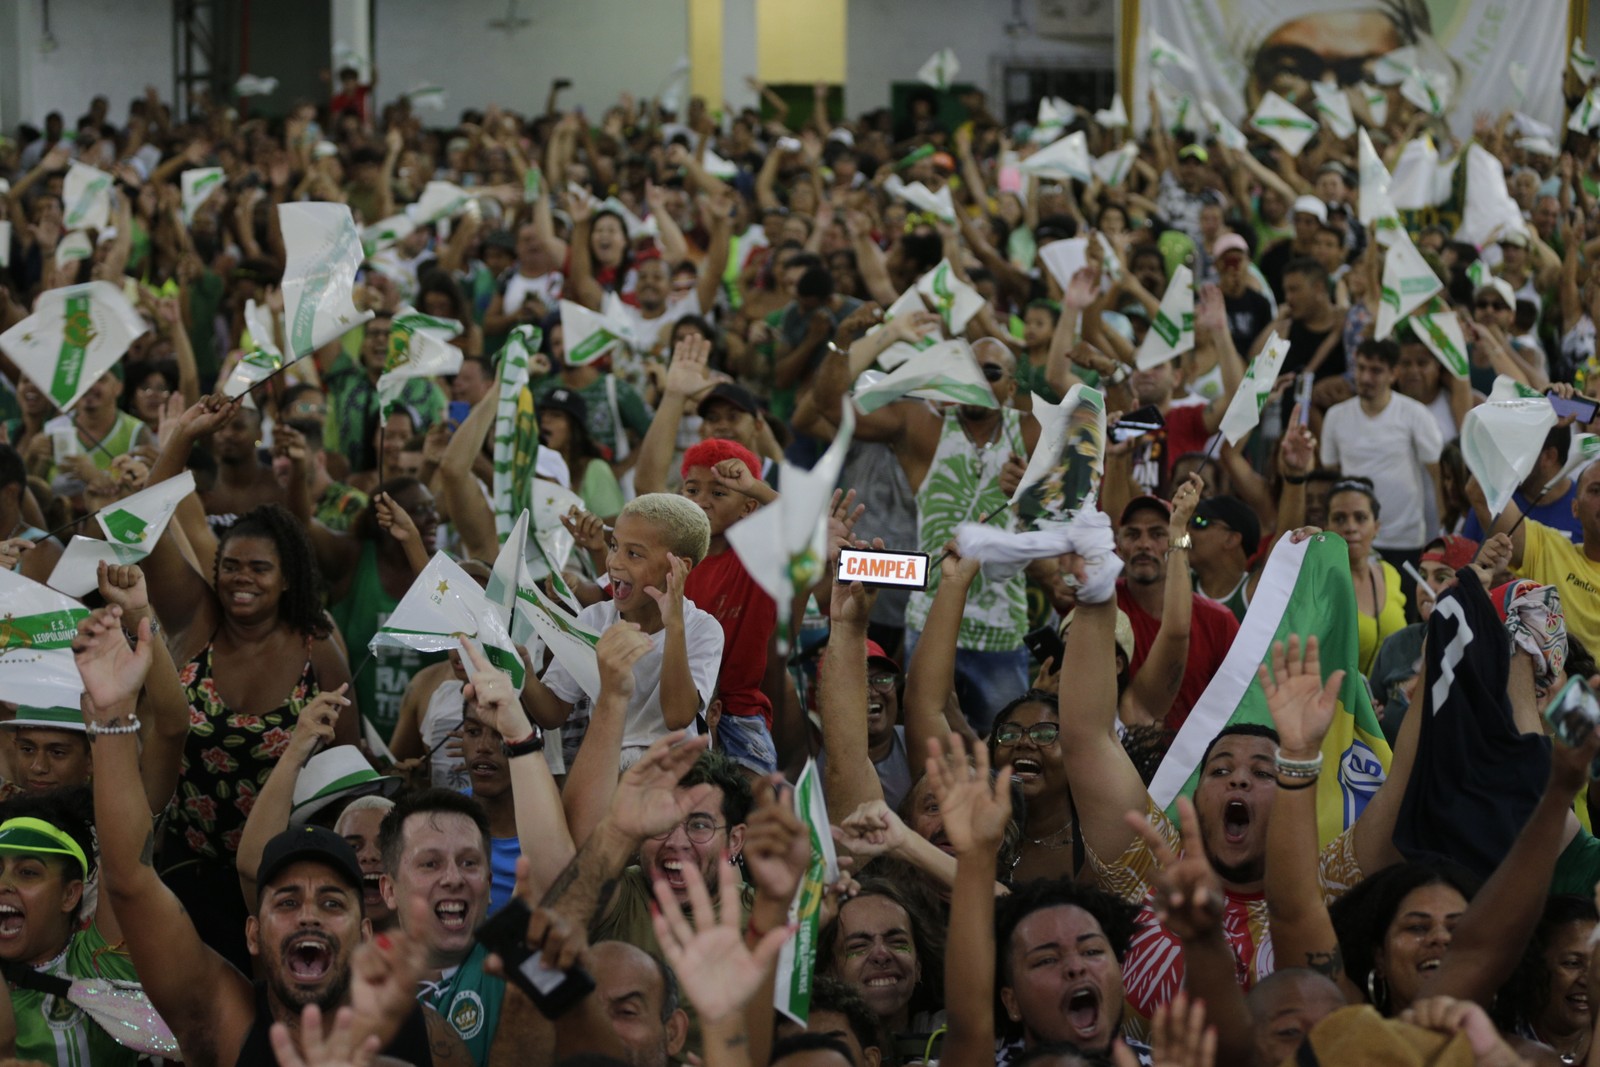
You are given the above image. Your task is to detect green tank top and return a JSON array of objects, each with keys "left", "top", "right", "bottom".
[
  {"left": 329, "top": 541, "right": 442, "bottom": 744},
  {"left": 418, "top": 943, "right": 505, "bottom": 1067},
  {"left": 13, "top": 921, "right": 141, "bottom": 1067}
]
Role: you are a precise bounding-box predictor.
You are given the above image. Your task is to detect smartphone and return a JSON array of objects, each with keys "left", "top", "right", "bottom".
[
  {"left": 448, "top": 400, "right": 472, "bottom": 427},
  {"left": 1296, "top": 373, "right": 1314, "bottom": 424},
  {"left": 836, "top": 547, "right": 930, "bottom": 590},
  {"left": 475, "top": 898, "right": 596, "bottom": 1018},
  {"left": 1548, "top": 391, "right": 1600, "bottom": 423},
  {"left": 1023, "top": 625, "right": 1065, "bottom": 667},
  {"left": 1110, "top": 405, "right": 1164, "bottom": 443}
]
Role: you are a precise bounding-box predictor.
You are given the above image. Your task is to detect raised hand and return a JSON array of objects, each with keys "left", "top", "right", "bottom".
[
  {"left": 1168, "top": 473, "right": 1203, "bottom": 535},
  {"left": 1144, "top": 990, "right": 1217, "bottom": 1067},
  {"left": 606, "top": 733, "right": 715, "bottom": 841},
  {"left": 1467, "top": 532, "right": 1513, "bottom": 591},
  {"left": 742, "top": 777, "right": 812, "bottom": 905},
  {"left": 825, "top": 489, "right": 865, "bottom": 556},
  {"left": 560, "top": 506, "right": 609, "bottom": 555},
  {"left": 72, "top": 605, "right": 152, "bottom": 712},
  {"left": 650, "top": 850, "right": 794, "bottom": 1024},
  {"left": 887, "top": 308, "right": 941, "bottom": 346},
  {"left": 938, "top": 539, "right": 982, "bottom": 585},
  {"left": 596, "top": 621, "right": 652, "bottom": 701},
  {"left": 374, "top": 492, "right": 421, "bottom": 545},
  {"left": 643, "top": 553, "right": 691, "bottom": 627},
  {"left": 1124, "top": 796, "right": 1225, "bottom": 943},
  {"left": 457, "top": 637, "right": 526, "bottom": 740},
  {"left": 287, "top": 685, "right": 348, "bottom": 767},
  {"left": 1032, "top": 654, "right": 1061, "bottom": 694},
  {"left": 1278, "top": 409, "right": 1317, "bottom": 476},
  {"left": 1194, "top": 284, "right": 1227, "bottom": 338},
  {"left": 999, "top": 452, "right": 1028, "bottom": 498},
  {"left": 0, "top": 539, "right": 34, "bottom": 573},
  {"left": 97, "top": 561, "right": 150, "bottom": 616},
  {"left": 269, "top": 1005, "right": 383, "bottom": 1067},
  {"left": 1399, "top": 997, "right": 1524, "bottom": 1067},
  {"left": 342, "top": 927, "right": 428, "bottom": 1050},
  {"left": 831, "top": 800, "right": 910, "bottom": 861},
  {"left": 1257, "top": 635, "right": 1343, "bottom": 760},
  {"left": 1064, "top": 266, "right": 1100, "bottom": 311},
  {"left": 712, "top": 457, "right": 761, "bottom": 497},
  {"left": 664, "top": 332, "right": 712, "bottom": 399},
  {"left": 924, "top": 734, "right": 1012, "bottom": 856}
]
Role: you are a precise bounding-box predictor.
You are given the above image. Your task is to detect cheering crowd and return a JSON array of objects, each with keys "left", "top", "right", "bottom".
[{"left": 1, "top": 42, "right": 1600, "bottom": 1067}]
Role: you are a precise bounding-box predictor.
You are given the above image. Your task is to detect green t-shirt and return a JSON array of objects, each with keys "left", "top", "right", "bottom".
[
  {"left": 324, "top": 351, "right": 448, "bottom": 470},
  {"left": 418, "top": 943, "right": 505, "bottom": 1067},
  {"left": 530, "top": 374, "right": 652, "bottom": 460},
  {"left": 330, "top": 541, "right": 443, "bottom": 741},
  {"left": 1552, "top": 826, "right": 1600, "bottom": 898},
  {"left": 186, "top": 269, "right": 226, "bottom": 382},
  {"left": 13, "top": 920, "right": 141, "bottom": 1067}
]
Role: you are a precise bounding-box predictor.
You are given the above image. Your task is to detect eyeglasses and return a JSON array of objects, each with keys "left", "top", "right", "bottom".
[
  {"left": 993, "top": 722, "right": 1061, "bottom": 746},
  {"left": 1474, "top": 300, "right": 1507, "bottom": 312},
  {"left": 980, "top": 364, "right": 1008, "bottom": 383},
  {"left": 650, "top": 816, "right": 726, "bottom": 844}
]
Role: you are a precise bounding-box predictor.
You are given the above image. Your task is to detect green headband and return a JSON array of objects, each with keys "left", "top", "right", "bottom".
[{"left": 0, "top": 817, "right": 89, "bottom": 878}]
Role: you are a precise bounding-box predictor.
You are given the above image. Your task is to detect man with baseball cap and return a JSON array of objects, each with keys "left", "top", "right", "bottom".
[
  {"left": 1214, "top": 233, "right": 1274, "bottom": 358},
  {"left": 76, "top": 603, "right": 470, "bottom": 1067},
  {"left": 1260, "top": 195, "right": 1328, "bottom": 303},
  {"left": 812, "top": 638, "right": 915, "bottom": 811},
  {"left": 1471, "top": 275, "right": 1548, "bottom": 389},
  {"left": 1186, "top": 495, "right": 1264, "bottom": 622}
]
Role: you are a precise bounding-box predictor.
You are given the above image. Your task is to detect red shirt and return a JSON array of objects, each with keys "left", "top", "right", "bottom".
[
  {"left": 1128, "top": 402, "right": 1212, "bottom": 494},
  {"left": 1116, "top": 577, "right": 1239, "bottom": 731},
  {"left": 685, "top": 546, "right": 776, "bottom": 725}
]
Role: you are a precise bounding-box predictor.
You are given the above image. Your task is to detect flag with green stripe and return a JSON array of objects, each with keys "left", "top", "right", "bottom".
[{"left": 0, "top": 568, "right": 91, "bottom": 709}]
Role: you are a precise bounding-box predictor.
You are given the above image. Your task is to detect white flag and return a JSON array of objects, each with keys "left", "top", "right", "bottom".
[
  {"left": 487, "top": 510, "right": 535, "bottom": 644},
  {"left": 235, "top": 73, "right": 279, "bottom": 97},
  {"left": 1148, "top": 28, "right": 1198, "bottom": 74},
  {"left": 1574, "top": 40, "right": 1599, "bottom": 84},
  {"left": 559, "top": 299, "right": 632, "bottom": 367},
  {"left": 54, "top": 231, "right": 92, "bottom": 271},
  {"left": 1094, "top": 93, "right": 1129, "bottom": 128},
  {"left": 1570, "top": 87, "right": 1600, "bottom": 134},
  {"left": 407, "top": 181, "right": 472, "bottom": 226},
  {"left": 852, "top": 339, "right": 997, "bottom": 414},
  {"left": 1311, "top": 82, "right": 1357, "bottom": 140},
  {"left": 1249, "top": 92, "right": 1319, "bottom": 157},
  {"left": 221, "top": 299, "right": 288, "bottom": 398},
  {"left": 1460, "top": 377, "right": 1558, "bottom": 518},
  {"left": 872, "top": 287, "right": 939, "bottom": 371},
  {"left": 917, "top": 48, "right": 960, "bottom": 91},
  {"left": 1410, "top": 308, "right": 1471, "bottom": 381},
  {"left": 514, "top": 562, "right": 603, "bottom": 703},
  {"left": 0, "top": 281, "right": 149, "bottom": 412},
  {"left": 181, "top": 168, "right": 225, "bottom": 225},
  {"left": 1356, "top": 82, "right": 1389, "bottom": 128},
  {"left": 773, "top": 759, "right": 836, "bottom": 1023},
  {"left": 279, "top": 202, "right": 373, "bottom": 358},
  {"left": 376, "top": 307, "right": 464, "bottom": 410},
  {"left": 492, "top": 325, "right": 538, "bottom": 539},
  {"left": 1455, "top": 145, "right": 1525, "bottom": 249},
  {"left": 361, "top": 214, "right": 417, "bottom": 258},
  {"left": 1034, "top": 97, "right": 1074, "bottom": 144},
  {"left": 1200, "top": 100, "right": 1249, "bottom": 151},
  {"left": 1375, "top": 233, "right": 1441, "bottom": 341},
  {"left": 1387, "top": 139, "right": 1456, "bottom": 211},
  {"left": 373, "top": 553, "right": 525, "bottom": 690},
  {"left": 1011, "top": 384, "right": 1107, "bottom": 527},
  {"left": 47, "top": 472, "right": 197, "bottom": 597},
  {"left": 701, "top": 148, "right": 739, "bottom": 179},
  {"left": 0, "top": 569, "right": 90, "bottom": 709},
  {"left": 62, "top": 163, "right": 113, "bottom": 232},
  {"left": 1019, "top": 130, "right": 1091, "bottom": 184},
  {"left": 1038, "top": 237, "right": 1091, "bottom": 294},
  {"left": 728, "top": 408, "right": 855, "bottom": 608},
  {"left": 915, "top": 260, "right": 985, "bottom": 336},
  {"left": 1218, "top": 333, "right": 1290, "bottom": 445},
  {"left": 1092, "top": 142, "right": 1138, "bottom": 187},
  {"left": 1547, "top": 433, "right": 1600, "bottom": 495},
  {"left": 1135, "top": 265, "right": 1196, "bottom": 369},
  {"left": 1357, "top": 129, "right": 1402, "bottom": 245},
  {"left": 406, "top": 85, "right": 448, "bottom": 112}
]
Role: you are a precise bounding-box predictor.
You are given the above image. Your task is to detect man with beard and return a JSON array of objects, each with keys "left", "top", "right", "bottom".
[
  {"left": 75, "top": 602, "right": 469, "bottom": 1067},
  {"left": 1056, "top": 533, "right": 1409, "bottom": 1035}
]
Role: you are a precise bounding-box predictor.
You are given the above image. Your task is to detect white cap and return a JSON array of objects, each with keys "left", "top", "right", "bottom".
[
  {"left": 1291, "top": 195, "right": 1328, "bottom": 223},
  {"left": 1474, "top": 276, "right": 1517, "bottom": 309},
  {"left": 290, "top": 745, "right": 403, "bottom": 826}
]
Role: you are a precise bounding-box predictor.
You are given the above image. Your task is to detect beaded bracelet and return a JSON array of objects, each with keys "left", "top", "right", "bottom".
[
  {"left": 85, "top": 715, "right": 142, "bottom": 737},
  {"left": 1274, "top": 748, "right": 1324, "bottom": 779}
]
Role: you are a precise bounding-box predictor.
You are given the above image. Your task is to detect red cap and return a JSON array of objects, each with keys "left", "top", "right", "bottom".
[
  {"left": 1421, "top": 534, "right": 1478, "bottom": 573},
  {"left": 864, "top": 639, "right": 900, "bottom": 671}
]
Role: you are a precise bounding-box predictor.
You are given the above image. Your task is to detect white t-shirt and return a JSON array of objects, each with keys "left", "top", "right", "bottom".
[
  {"left": 541, "top": 597, "right": 725, "bottom": 756},
  {"left": 1320, "top": 392, "right": 1444, "bottom": 550},
  {"left": 608, "top": 290, "right": 703, "bottom": 357}
]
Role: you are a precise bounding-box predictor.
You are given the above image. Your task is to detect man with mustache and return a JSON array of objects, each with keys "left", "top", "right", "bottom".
[{"left": 75, "top": 603, "right": 470, "bottom": 1067}]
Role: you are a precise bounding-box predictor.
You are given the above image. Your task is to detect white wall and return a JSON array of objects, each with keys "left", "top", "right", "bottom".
[
  {"left": 844, "top": 0, "right": 1115, "bottom": 115},
  {"left": 5, "top": 0, "right": 172, "bottom": 130},
  {"left": 372, "top": 0, "right": 690, "bottom": 118}
]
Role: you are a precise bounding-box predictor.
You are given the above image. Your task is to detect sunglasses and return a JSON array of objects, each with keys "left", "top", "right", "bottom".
[
  {"left": 993, "top": 722, "right": 1061, "bottom": 746},
  {"left": 1474, "top": 300, "right": 1507, "bottom": 312},
  {"left": 1189, "top": 515, "right": 1230, "bottom": 532},
  {"left": 981, "top": 364, "right": 1008, "bottom": 383}
]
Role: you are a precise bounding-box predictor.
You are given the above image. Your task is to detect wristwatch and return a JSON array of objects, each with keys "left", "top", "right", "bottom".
[
  {"left": 1166, "top": 533, "right": 1193, "bottom": 556},
  {"left": 504, "top": 731, "right": 546, "bottom": 758}
]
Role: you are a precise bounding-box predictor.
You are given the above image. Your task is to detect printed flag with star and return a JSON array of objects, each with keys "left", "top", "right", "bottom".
[
  {"left": 377, "top": 307, "right": 464, "bottom": 413},
  {"left": 372, "top": 553, "right": 525, "bottom": 691},
  {"left": 0, "top": 568, "right": 90, "bottom": 709},
  {"left": 0, "top": 281, "right": 149, "bottom": 412},
  {"left": 1135, "top": 265, "right": 1195, "bottom": 369},
  {"left": 221, "top": 299, "right": 287, "bottom": 398},
  {"left": 774, "top": 758, "right": 839, "bottom": 1024},
  {"left": 279, "top": 202, "right": 374, "bottom": 358},
  {"left": 493, "top": 324, "right": 542, "bottom": 541},
  {"left": 47, "top": 472, "right": 197, "bottom": 597},
  {"left": 1218, "top": 333, "right": 1291, "bottom": 446},
  {"left": 489, "top": 510, "right": 603, "bottom": 700},
  {"left": 62, "top": 162, "right": 113, "bottom": 232}
]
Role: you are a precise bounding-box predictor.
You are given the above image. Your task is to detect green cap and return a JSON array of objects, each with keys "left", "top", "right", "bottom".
[{"left": 1, "top": 707, "right": 86, "bottom": 733}]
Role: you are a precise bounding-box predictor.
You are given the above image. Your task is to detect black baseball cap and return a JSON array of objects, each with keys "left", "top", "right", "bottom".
[
  {"left": 702, "top": 382, "right": 760, "bottom": 416},
  {"left": 257, "top": 825, "right": 364, "bottom": 894},
  {"left": 1192, "top": 495, "right": 1261, "bottom": 556},
  {"left": 542, "top": 387, "right": 588, "bottom": 424},
  {"left": 1118, "top": 495, "right": 1172, "bottom": 526},
  {"left": 483, "top": 229, "right": 517, "bottom": 253}
]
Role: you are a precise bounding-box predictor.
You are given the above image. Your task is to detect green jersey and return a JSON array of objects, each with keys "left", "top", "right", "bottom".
[
  {"left": 419, "top": 942, "right": 505, "bottom": 1067},
  {"left": 13, "top": 921, "right": 141, "bottom": 1067}
]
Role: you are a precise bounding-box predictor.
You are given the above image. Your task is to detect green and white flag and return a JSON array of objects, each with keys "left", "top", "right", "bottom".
[
  {"left": 377, "top": 306, "right": 464, "bottom": 411},
  {"left": 888, "top": 177, "right": 956, "bottom": 223},
  {"left": 728, "top": 405, "right": 856, "bottom": 609},
  {"left": 873, "top": 286, "right": 939, "bottom": 371},
  {"left": 1094, "top": 93, "right": 1128, "bottom": 129},
  {"left": 406, "top": 85, "right": 448, "bottom": 113},
  {"left": 1395, "top": 63, "right": 1450, "bottom": 117},
  {"left": 1148, "top": 28, "right": 1198, "bottom": 74},
  {"left": 1249, "top": 92, "right": 1318, "bottom": 157},
  {"left": 0, "top": 281, "right": 149, "bottom": 412},
  {"left": 559, "top": 299, "right": 632, "bottom": 367},
  {"left": 916, "top": 48, "right": 959, "bottom": 91},
  {"left": 492, "top": 325, "right": 541, "bottom": 541},
  {"left": 1358, "top": 129, "right": 1403, "bottom": 246},
  {"left": 915, "top": 259, "right": 985, "bottom": 336},
  {"left": 54, "top": 230, "right": 92, "bottom": 271},
  {"left": 1033, "top": 96, "right": 1073, "bottom": 144},
  {"left": 221, "top": 299, "right": 288, "bottom": 398},
  {"left": 235, "top": 73, "right": 279, "bottom": 97},
  {"left": 700, "top": 148, "right": 739, "bottom": 179},
  {"left": 1092, "top": 142, "right": 1138, "bottom": 187},
  {"left": 0, "top": 568, "right": 90, "bottom": 709},
  {"left": 1547, "top": 432, "right": 1600, "bottom": 495},
  {"left": 408, "top": 181, "right": 471, "bottom": 226},
  {"left": 279, "top": 202, "right": 373, "bottom": 358},
  {"left": 1013, "top": 384, "right": 1106, "bottom": 529},
  {"left": 181, "top": 167, "right": 225, "bottom": 225},
  {"left": 1570, "top": 87, "right": 1600, "bottom": 134},
  {"left": 62, "top": 162, "right": 113, "bottom": 232},
  {"left": 1356, "top": 81, "right": 1389, "bottom": 127},
  {"left": 1218, "top": 331, "right": 1290, "bottom": 445},
  {"left": 1199, "top": 100, "right": 1248, "bottom": 151},
  {"left": 46, "top": 472, "right": 197, "bottom": 598},
  {"left": 1461, "top": 376, "right": 1559, "bottom": 518},
  {"left": 1134, "top": 264, "right": 1195, "bottom": 370},
  {"left": 1149, "top": 534, "right": 1391, "bottom": 846},
  {"left": 1409, "top": 305, "right": 1470, "bottom": 380},
  {"left": 1311, "top": 81, "right": 1357, "bottom": 140},
  {"left": 493, "top": 515, "right": 602, "bottom": 700},
  {"left": 1457, "top": 145, "right": 1526, "bottom": 248},
  {"left": 527, "top": 478, "right": 586, "bottom": 614},
  {"left": 1020, "top": 130, "right": 1091, "bottom": 184},
  {"left": 1375, "top": 232, "right": 1441, "bottom": 341},
  {"left": 1575, "top": 40, "right": 1600, "bottom": 84},
  {"left": 774, "top": 758, "right": 838, "bottom": 1024},
  {"left": 361, "top": 213, "right": 417, "bottom": 258},
  {"left": 852, "top": 340, "right": 996, "bottom": 414},
  {"left": 373, "top": 552, "right": 526, "bottom": 691}
]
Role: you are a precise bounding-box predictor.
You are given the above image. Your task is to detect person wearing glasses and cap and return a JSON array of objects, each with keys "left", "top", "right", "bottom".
[
  {"left": 1186, "top": 494, "right": 1264, "bottom": 623},
  {"left": 1469, "top": 276, "right": 1550, "bottom": 392}
]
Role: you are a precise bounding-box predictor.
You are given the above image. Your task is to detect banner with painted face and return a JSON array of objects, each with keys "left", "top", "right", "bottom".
[{"left": 1129, "top": 0, "right": 1568, "bottom": 143}]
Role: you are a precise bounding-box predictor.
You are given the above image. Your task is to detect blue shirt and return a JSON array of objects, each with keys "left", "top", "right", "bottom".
[
  {"left": 490, "top": 836, "right": 520, "bottom": 913},
  {"left": 1463, "top": 483, "right": 1583, "bottom": 543}
]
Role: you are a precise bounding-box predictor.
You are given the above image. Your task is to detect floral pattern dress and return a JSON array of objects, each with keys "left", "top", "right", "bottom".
[{"left": 167, "top": 640, "right": 317, "bottom": 861}]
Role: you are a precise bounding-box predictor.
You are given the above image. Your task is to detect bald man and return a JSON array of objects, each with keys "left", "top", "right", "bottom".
[{"left": 1247, "top": 968, "right": 1347, "bottom": 1067}]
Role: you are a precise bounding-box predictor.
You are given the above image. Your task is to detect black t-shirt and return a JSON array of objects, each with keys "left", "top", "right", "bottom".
[
  {"left": 1224, "top": 288, "right": 1274, "bottom": 358},
  {"left": 1286, "top": 318, "right": 1347, "bottom": 380},
  {"left": 1258, "top": 238, "right": 1296, "bottom": 303}
]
